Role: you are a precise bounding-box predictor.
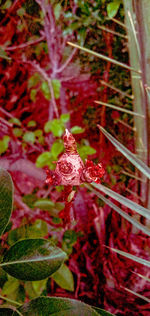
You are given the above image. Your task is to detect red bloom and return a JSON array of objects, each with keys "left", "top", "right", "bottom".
[
  {"left": 45, "top": 130, "right": 105, "bottom": 186},
  {"left": 82, "top": 160, "right": 105, "bottom": 183}
]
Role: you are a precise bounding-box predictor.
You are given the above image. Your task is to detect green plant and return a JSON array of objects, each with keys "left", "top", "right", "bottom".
[{"left": 0, "top": 170, "right": 113, "bottom": 315}]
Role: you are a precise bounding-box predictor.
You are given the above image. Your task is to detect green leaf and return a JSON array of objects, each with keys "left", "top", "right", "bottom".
[
  {"left": 36, "top": 152, "right": 52, "bottom": 168},
  {"left": 1, "top": 239, "right": 66, "bottom": 281},
  {"left": 54, "top": 3, "right": 62, "bottom": 20},
  {"left": 107, "top": 0, "right": 121, "bottom": 19},
  {"left": 32, "top": 279, "right": 47, "bottom": 296},
  {"left": 34, "top": 199, "right": 55, "bottom": 210},
  {"left": 60, "top": 113, "right": 70, "bottom": 123},
  {"left": 9, "top": 118, "right": 21, "bottom": 126},
  {"left": 52, "top": 79, "right": 61, "bottom": 99},
  {"left": 44, "top": 119, "right": 64, "bottom": 137},
  {"left": 85, "top": 184, "right": 150, "bottom": 236},
  {"left": 0, "top": 168, "right": 13, "bottom": 236},
  {"left": 52, "top": 263, "right": 74, "bottom": 292},
  {"left": 91, "top": 183, "right": 150, "bottom": 221},
  {"left": 98, "top": 125, "right": 150, "bottom": 179},
  {"left": 33, "top": 200, "right": 60, "bottom": 217},
  {"left": 78, "top": 145, "right": 96, "bottom": 160},
  {"left": 13, "top": 128, "right": 23, "bottom": 137},
  {"left": 23, "top": 132, "right": 35, "bottom": 144},
  {"left": 8, "top": 220, "right": 48, "bottom": 245},
  {"left": 71, "top": 126, "right": 85, "bottom": 134},
  {"left": 34, "top": 199, "right": 61, "bottom": 217},
  {"left": 18, "top": 296, "right": 99, "bottom": 315},
  {"left": 28, "top": 73, "right": 41, "bottom": 89},
  {"left": 2, "top": 276, "right": 19, "bottom": 295},
  {"left": 27, "top": 120, "right": 37, "bottom": 127},
  {"left": 17, "top": 7, "right": 25, "bottom": 16},
  {"left": 0, "top": 135, "right": 10, "bottom": 154},
  {"left": 107, "top": 246, "right": 150, "bottom": 268},
  {"left": 41, "top": 81, "right": 51, "bottom": 100},
  {"left": 1, "top": 0, "right": 12, "bottom": 10},
  {"left": 51, "top": 141, "right": 64, "bottom": 159},
  {"left": 0, "top": 47, "right": 11, "bottom": 60}
]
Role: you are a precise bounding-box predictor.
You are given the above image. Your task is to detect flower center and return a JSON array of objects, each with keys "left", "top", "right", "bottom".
[{"left": 58, "top": 161, "right": 73, "bottom": 174}]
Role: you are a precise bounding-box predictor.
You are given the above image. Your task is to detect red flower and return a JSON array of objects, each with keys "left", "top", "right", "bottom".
[
  {"left": 82, "top": 160, "right": 105, "bottom": 183},
  {"left": 45, "top": 130, "right": 105, "bottom": 186}
]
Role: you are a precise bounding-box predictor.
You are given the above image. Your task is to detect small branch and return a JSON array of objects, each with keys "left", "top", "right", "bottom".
[
  {"left": 56, "top": 48, "right": 77, "bottom": 74},
  {"left": 0, "top": 294, "right": 21, "bottom": 307},
  {"left": 0, "top": 107, "right": 14, "bottom": 118},
  {"left": 0, "top": 117, "right": 12, "bottom": 127},
  {"left": 4, "top": 35, "right": 45, "bottom": 51}
]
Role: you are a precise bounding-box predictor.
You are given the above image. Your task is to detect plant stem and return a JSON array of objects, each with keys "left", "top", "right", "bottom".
[{"left": 0, "top": 294, "right": 22, "bottom": 306}]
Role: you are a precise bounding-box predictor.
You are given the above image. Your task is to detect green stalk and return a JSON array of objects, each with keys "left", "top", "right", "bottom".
[{"left": 123, "top": 0, "right": 150, "bottom": 208}]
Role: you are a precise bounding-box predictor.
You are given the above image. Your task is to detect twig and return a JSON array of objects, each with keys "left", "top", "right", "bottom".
[
  {"left": 56, "top": 48, "right": 77, "bottom": 74},
  {"left": 4, "top": 35, "right": 45, "bottom": 51}
]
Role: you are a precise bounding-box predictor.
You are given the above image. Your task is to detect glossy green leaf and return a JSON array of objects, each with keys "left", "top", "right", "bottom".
[
  {"left": 0, "top": 135, "right": 10, "bottom": 154},
  {"left": 71, "top": 126, "right": 85, "bottom": 134},
  {"left": 36, "top": 152, "right": 52, "bottom": 168},
  {"left": 98, "top": 125, "right": 150, "bottom": 179},
  {"left": 1, "top": 239, "right": 67, "bottom": 281},
  {"left": 51, "top": 141, "right": 64, "bottom": 159},
  {"left": 107, "top": 0, "right": 121, "bottom": 19},
  {"left": 60, "top": 113, "right": 70, "bottom": 123},
  {"left": 52, "top": 263, "right": 74, "bottom": 291},
  {"left": 18, "top": 296, "right": 99, "bottom": 315},
  {"left": 91, "top": 183, "right": 150, "bottom": 220},
  {"left": 23, "top": 132, "right": 35, "bottom": 144},
  {"left": 0, "top": 168, "right": 13, "bottom": 236},
  {"left": 85, "top": 185, "right": 150, "bottom": 236},
  {"left": 108, "top": 246, "right": 150, "bottom": 267}
]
